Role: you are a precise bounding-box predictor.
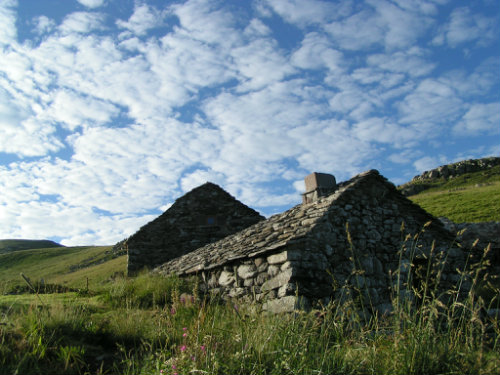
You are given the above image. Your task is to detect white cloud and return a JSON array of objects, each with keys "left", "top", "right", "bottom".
[
  {"left": 231, "top": 38, "right": 296, "bottom": 91},
  {"left": 116, "top": 4, "right": 163, "bottom": 36},
  {"left": 366, "top": 0, "right": 434, "bottom": 49},
  {"left": 434, "top": 7, "right": 498, "bottom": 47},
  {"left": 0, "top": 0, "right": 17, "bottom": 46},
  {"left": 77, "top": 0, "right": 106, "bottom": 9},
  {"left": 398, "top": 79, "right": 463, "bottom": 125},
  {"left": 353, "top": 118, "right": 420, "bottom": 147},
  {"left": 367, "top": 48, "right": 436, "bottom": 77},
  {"left": 59, "top": 12, "right": 106, "bottom": 34},
  {"left": 170, "top": 0, "right": 241, "bottom": 47},
  {"left": 44, "top": 90, "right": 119, "bottom": 130},
  {"left": 0, "top": 88, "right": 63, "bottom": 157},
  {"left": 264, "top": 0, "right": 351, "bottom": 27},
  {"left": 32, "top": 16, "right": 56, "bottom": 35},
  {"left": 324, "top": 0, "right": 435, "bottom": 51},
  {"left": 454, "top": 103, "right": 500, "bottom": 135},
  {"left": 291, "top": 32, "right": 344, "bottom": 73},
  {"left": 244, "top": 18, "right": 272, "bottom": 37},
  {"left": 325, "top": 9, "right": 385, "bottom": 51}
]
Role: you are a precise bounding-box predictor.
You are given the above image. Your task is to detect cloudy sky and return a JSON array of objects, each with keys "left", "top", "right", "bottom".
[{"left": 0, "top": 0, "right": 498, "bottom": 246}]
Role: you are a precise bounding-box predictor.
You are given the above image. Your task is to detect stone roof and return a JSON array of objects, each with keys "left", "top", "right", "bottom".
[
  {"left": 155, "top": 169, "right": 446, "bottom": 276},
  {"left": 126, "top": 182, "right": 265, "bottom": 273}
]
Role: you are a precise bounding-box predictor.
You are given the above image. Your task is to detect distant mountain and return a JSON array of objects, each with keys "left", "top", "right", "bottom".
[{"left": 0, "top": 239, "right": 64, "bottom": 254}]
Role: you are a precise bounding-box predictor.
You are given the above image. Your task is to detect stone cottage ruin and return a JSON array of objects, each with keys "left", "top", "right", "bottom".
[{"left": 124, "top": 169, "right": 498, "bottom": 313}]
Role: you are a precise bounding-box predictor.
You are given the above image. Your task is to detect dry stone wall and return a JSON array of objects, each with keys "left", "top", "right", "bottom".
[{"left": 156, "top": 170, "right": 476, "bottom": 314}]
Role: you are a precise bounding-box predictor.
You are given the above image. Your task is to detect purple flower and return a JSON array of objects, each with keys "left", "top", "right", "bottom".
[
  {"left": 170, "top": 308, "right": 176, "bottom": 315},
  {"left": 180, "top": 345, "right": 187, "bottom": 352}
]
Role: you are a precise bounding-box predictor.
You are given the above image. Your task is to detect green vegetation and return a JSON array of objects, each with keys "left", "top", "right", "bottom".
[
  {"left": 404, "top": 166, "right": 500, "bottom": 222},
  {"left": 0, "top": 245, "right": 124, "bottom": 293},
  {"left": 410, "top": 181, "right": 500, "bottom": 222},
  {"left": 0, "top": 236, "right": 499, "bottom": 374},
  {"left": 0, "top": 239, "right": 62, "bottom": 254}
]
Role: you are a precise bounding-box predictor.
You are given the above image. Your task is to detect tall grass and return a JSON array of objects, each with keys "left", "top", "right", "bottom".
[{"left": 0, "top": 231, "right": 499, "bottom": 374}]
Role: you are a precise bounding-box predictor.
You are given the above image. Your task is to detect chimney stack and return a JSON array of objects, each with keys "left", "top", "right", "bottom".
[{"left": 302, "top": 172, "right": 336, "bottom": 204}]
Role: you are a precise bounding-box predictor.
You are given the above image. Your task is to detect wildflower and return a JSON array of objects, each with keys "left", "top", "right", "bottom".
[
  {"left": 183, "top": 333, "right": 187, "bottom": 337},
  {"left": 170, "top": 307, "right": 176, "bottom": 315},
  {"left": 172, "top": 365, "right": 177, "bottom": 370},
  {"left": 183, "top": 327, "right": 187, "bottom": 331},
  {"left": 200, "top": 345, "right": 206, "bottom": 353},
  {"left": 180, "top": 345, "right": 187, "bottom": 352}
]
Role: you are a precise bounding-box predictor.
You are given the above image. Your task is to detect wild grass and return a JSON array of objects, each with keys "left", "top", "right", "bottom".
[{"left": 1, "top": 238, "right": 499, "bottom": 374}]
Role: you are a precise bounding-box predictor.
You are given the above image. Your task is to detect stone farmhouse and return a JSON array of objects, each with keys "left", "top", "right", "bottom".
[{"left": 123, "top": 169, "right": 493, "bottom": 314}]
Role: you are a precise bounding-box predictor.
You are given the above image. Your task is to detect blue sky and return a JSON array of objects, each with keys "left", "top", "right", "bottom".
[{"left": 0, "top": 0, "right": 498, "bottom": 246}]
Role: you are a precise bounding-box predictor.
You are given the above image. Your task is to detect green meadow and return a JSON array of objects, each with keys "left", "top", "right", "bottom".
[{"left": 405, "top": 165, "right": 500, "bottom": 223}]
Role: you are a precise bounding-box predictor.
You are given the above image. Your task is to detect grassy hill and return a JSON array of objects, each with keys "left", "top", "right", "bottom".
[
  {"left": 400, "top": 165, "right": 500, "bottom": 222},
  {"left": 0, "top": 239, "right": 63, "bottom": 254},
  {"left": 0, "top": 245, "right": 125, "bottom": 293}
]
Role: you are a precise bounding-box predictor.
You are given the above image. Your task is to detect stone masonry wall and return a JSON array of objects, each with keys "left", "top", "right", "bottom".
[
  {"left": 157, "top": 171, "right": 478, "bottom": 314},
  {"left": 127, "top": 183, "right": 264, "bottom": 274}
]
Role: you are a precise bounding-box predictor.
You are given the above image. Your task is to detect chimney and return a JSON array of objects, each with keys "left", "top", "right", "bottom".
[{"left": 302, "top": 172, "right": 336, "bottom": 204}]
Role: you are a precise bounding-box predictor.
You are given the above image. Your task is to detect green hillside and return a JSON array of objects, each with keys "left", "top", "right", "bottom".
[
  {"left": 401, "top": 166, "right": 500, "bottom": 223},
  {"left": 0, "top": 239, "right": 63, "bottom": 254},
  {"left": 0, "top": 245, "right": 125, "bottom": 294}
]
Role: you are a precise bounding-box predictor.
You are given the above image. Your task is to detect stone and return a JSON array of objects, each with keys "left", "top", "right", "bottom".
[
  {"left": 268, "top": 265, "right": 279, "bottom": 277},
  {"left": 237, "top": 264, "right": 257, "bottom": 279},
  {"left": 254, "top": 257, "right": 264, "bottom": 267},
  {"left": 263, "top": 296, "right": 309, "bottom": 313},
  {"left": 261, "top": 268, "right": 293, "bottom": 292},
  {"left": 218, "top": 271, "right": 235, "bottom": 286},
  {"left": 267, "top": 251, "right": 288, "bottom": 264}
]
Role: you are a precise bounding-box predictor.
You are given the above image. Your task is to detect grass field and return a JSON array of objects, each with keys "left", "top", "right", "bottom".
[
  {"left": 1, "top": 261, "right": 498, "bottom": 375},
  {"left": 0, "top": 245, "right": 124, "bottom": 293},
  {"left": 409, "top": 181, "right": 500, "bottom": 222},
  {"left": 403, "top": 165, "right": 500, "bottom": 222}
]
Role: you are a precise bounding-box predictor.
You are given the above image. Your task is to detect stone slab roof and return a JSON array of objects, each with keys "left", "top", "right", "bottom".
[{"left": 155, "top": 169, "right": 445, "bottom": 276}]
